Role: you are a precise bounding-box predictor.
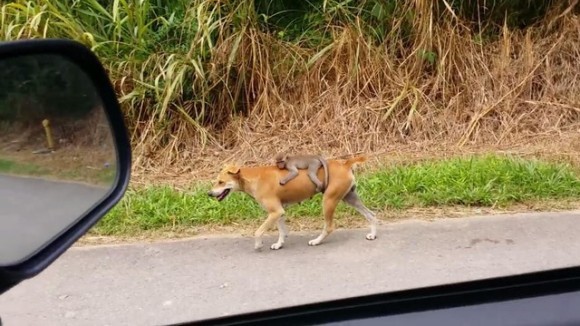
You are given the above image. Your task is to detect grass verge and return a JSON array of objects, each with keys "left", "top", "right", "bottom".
[
  {"left": 0, "top": 156, "right": 116, "bottom": 186},
  {"left": 0, "top": 158, "right": 48, "bottom": 176},
  {"left": 92, "top": 154, "right": 580, "bottom": 237}
]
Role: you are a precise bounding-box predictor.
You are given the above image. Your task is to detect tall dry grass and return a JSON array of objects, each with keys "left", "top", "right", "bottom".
[{"left": 1, "top": 0, "right": 579, "bottom": 179}]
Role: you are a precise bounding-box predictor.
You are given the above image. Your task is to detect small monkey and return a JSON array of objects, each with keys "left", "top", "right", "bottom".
[{"left": 274, "top": 153, "right": 329, "bottom": 193}]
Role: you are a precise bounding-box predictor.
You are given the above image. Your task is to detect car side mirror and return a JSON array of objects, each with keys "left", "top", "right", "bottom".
[{"left": 0, "top": 39, "right": 131, "bottom": 295}]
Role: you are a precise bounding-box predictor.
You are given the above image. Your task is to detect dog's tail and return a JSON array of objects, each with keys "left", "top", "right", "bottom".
[{"left": 342, "top": 155, "right": 368, "bottom": 169}]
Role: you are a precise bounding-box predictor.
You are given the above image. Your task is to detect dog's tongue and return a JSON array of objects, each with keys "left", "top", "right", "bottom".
[{"left": 217, "top": 189, "right": 230, "bottom": 201}]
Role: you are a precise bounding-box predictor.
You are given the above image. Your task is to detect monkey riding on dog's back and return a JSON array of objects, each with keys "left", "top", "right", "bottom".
[
  {"left": 208, "top": 155, "right": 378, "bottom": 251},
  {"left": 274, "top": 152, "right": 329, "bottom": 193}
]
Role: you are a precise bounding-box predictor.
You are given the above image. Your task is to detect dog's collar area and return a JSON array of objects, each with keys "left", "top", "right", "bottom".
[{"left": 237, "top": 175, "right": 247, "bottom": 192}]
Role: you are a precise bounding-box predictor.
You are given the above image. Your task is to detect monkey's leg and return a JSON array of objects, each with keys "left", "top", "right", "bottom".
[
  {"left": 279, "top": 166, "right": 299, "bottom": 185},
  {"left": 307, "top": 164, "right": 324, "bottom": 192}
]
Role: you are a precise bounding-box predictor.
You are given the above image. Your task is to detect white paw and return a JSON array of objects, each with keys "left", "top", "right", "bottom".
[
  {"left": 366, "top": 233, "right": 377, "bottom": 240},
  {"left": 308, "top": 239, "right": 321, "bottom": 246},
  {"left": 270, "top": 242, "right": 284, "bottom": 250},
  {"left": 254, "top": 239, "right": 264, "bottom": 251}
]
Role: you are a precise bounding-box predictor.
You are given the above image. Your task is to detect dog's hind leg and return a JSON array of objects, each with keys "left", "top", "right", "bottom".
[
  {"left": 308, "top": 196, "right": 339, "bottom": 246},
  {"left": 271, "top": 214, "right": 289, "bottom": 250},
  {"left": 342, "top": 185, "right": 377, "bottom": 240}
]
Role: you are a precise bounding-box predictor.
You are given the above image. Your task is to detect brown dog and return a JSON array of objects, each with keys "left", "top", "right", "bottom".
[{"left": 207, "top": 155, "right": 378, "bottom": 250}]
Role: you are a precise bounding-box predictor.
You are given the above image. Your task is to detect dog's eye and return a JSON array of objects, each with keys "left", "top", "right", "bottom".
[{"left": 218, "top": 181, "right": 224, "bottom": 185}]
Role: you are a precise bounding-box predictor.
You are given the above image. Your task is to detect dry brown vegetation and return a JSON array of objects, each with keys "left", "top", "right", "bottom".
[
  {"left": 128, "top": 3, "right": 580, "bottom": 187},
  {"left": 0, "top": 106, "right": 117, "bottom": 185},
  {"left": 131, "top": 2, "right": 578, "bottom": 182},
  {"left": 2, "top": 1, "right": 579, "bottom": 187}
]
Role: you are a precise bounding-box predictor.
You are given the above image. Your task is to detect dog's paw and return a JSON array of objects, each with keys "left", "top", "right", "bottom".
[
  {"left": 366, "top": 233, "right": 377, "bottom": 240},
  {"left": 270, "top": 242, "right": 284, "bottom": 250},
  {"left": 254, "top": 239, "right": 264, "bottom": 251},
  {"left": 308, "top": 239, "right": 321, "bottom": 246}
]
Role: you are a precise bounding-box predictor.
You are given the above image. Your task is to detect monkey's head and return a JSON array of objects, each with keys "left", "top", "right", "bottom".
[
  {"left": 274, "top": 152, "right": 287, "bottom": 169},
  {"left": 208, "top": 163, "right": 241, "bottom": 201}
]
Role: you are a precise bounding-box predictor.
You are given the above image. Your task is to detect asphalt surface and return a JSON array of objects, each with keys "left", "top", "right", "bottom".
[
  {"left": 0, "top": 174, "right": 109, "bottom": 266},
  {"left": 1, "top": 211, "right": 580, "bottom": 326}
]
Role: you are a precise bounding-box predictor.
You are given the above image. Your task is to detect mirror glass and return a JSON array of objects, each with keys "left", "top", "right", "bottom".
[{"left": 0, "top": 53, "right": 118, "bottom": 266}]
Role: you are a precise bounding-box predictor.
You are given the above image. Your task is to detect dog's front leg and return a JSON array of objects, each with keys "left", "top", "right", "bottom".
[
  {"left": 271, "top": 215, "right": 289, "bottom": 250},
  {"left": 254, "top": 207, "right": 285, "bottom": 251}
]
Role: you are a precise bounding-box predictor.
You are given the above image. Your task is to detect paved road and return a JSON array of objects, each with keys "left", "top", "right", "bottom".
[
  {"left": 1, "top": 211, "right": 580, "bottom": 326},
  {"left": 0, "top": 174, "right": 109, "bottom": 266}
]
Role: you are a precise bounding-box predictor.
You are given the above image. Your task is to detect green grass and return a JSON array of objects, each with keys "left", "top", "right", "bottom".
[
  {"left": 94, "top": 155, "right": 580, "bottom": 236},
  {"left": 0, "top": 158, "right": 48, "bottom": 176},
  {"left": 60, "top": 167, "right": 117, "bottom": 186},
  {"left": 0, "top": 158, "right": 115, "bottom": 186}
]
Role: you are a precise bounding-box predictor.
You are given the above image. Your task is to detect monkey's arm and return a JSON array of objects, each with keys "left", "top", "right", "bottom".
[{"left": 279, "top": 166, "right": 299, "bottom": 185}]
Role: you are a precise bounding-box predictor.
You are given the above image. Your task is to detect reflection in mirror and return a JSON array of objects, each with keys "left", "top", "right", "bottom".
[{"left": 0, "top": 53, "right": 117, "bottom": 266}]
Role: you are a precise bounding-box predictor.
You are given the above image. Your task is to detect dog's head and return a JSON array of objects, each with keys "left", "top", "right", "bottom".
[{"left": 207, "top": 163, "right": 241, "bottom": 201}]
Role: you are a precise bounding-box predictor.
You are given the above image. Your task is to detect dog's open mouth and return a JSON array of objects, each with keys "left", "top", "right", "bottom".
[{"left": 216, "top": 188, "right": 231, "bottom": 201}]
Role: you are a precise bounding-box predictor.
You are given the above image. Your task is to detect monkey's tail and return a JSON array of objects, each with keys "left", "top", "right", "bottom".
[
  {"left": 320, "top": 158, "right": 330, "bottom": 193},
  {"left": 342, "top": 155, "right": 368, "bottom": 169}
]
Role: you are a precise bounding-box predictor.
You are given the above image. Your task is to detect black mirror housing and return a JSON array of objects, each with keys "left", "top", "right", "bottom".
[{"left": 0, "top": 39, "right": 131, "bottom": 295}]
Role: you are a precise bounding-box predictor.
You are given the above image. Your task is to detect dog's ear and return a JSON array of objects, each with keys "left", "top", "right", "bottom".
[{"left": 225, "top": 164, "right": 240, "bottom": 175}]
